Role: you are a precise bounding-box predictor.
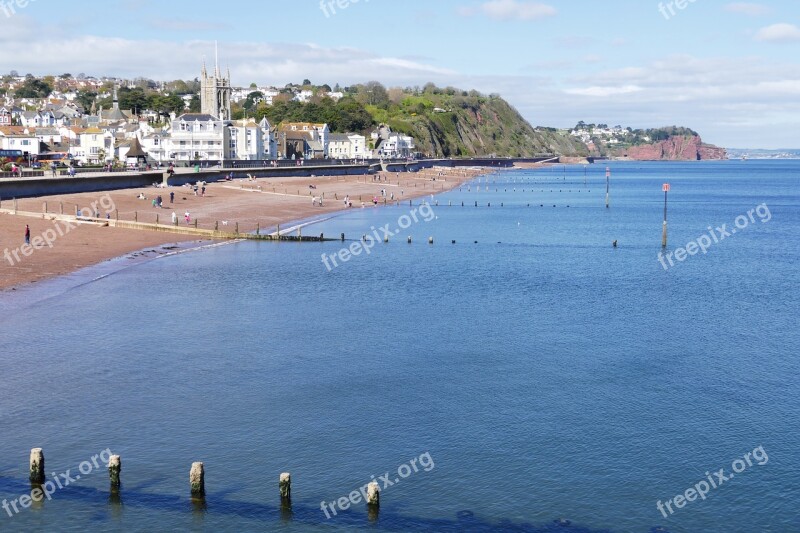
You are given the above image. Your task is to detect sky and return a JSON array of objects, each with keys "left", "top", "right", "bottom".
[{"left": 1, "top": 0, "right": 798, "bottom": 148}]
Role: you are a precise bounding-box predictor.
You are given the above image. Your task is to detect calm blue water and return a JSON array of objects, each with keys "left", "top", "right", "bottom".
[{"left": 0, "top": 160, "right": 798, "bottom": 532}]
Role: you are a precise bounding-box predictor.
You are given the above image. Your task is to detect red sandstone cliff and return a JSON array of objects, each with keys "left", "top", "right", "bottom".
[{"left": 619, "top": 135, "right": 726, "bottom": 161}]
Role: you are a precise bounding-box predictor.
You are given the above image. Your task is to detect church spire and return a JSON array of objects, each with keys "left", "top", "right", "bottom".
[{"left": 215, "top": 40, "right": 220, "bottom": 78}]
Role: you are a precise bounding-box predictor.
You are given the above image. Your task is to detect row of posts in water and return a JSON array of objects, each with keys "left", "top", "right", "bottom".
[{"left": 26, "top": 448, "right": 380, "bottom": 509}]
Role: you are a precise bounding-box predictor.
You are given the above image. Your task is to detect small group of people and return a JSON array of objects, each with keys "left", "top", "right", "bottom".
[{"left": 343, "top": 195, "right": 352, "bottom": 208}]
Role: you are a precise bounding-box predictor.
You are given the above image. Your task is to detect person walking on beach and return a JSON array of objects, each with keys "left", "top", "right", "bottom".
[
  {"left": 185, "top": 211, "right": 191, "bottom": 224},
  {"left": 24, "top": 225, "right": 30, "bottom": 245},
  {"left": 171, "top": 212, "right": 178, "bottom": 225},
  {"left": 169, "top": 191, "right": 175, "bottom": 203}
]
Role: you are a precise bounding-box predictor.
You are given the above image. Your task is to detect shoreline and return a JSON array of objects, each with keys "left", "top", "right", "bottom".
[{"left": 0, "top": 167, "right": 491, "bottom": 292}]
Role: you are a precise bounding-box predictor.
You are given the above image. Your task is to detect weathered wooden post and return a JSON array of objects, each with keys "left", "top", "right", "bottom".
[
  {"left": 256, "top": 223, "right": 260, "bottom": 235},
  {"left": 194, "top": 219, "right": 198, "bottom": 229},
  {"left": 156, "top": 214, "right": 159, "bottom": 225},
  {"left": 115, "top": 209, "right": 119, "bottom": 221},
  {"left": 30, "top": 448, "right": 45, "bottom": 483},
  {"left": 60, "top": 201, "right": 63, "bottom": 214},
  {"left": 367, "top": 481, "right": 380, "bottom": 507},
  {"left": 43, "top": 202, "right": 47, "bottom": 213},
  {"left": 134, "top": 211, "right": 138, "bottom": 222},
  {"left": 235, "top": 222, "right": 239, "bottom": 234},
  {"left": 215, "top": 221, "right": 219, "bottom": 231},
  {"left": 109, "top": 455, "right": 121, "bottom": 488},
  {"left": 190, "top": 462, "right": 205, "bottom": 497},
  {"left": 279, "top": 472, "right": 291, "bottom": 500},
  {"left": 662, "top": 183, "right": 670, "bottom": 248}
]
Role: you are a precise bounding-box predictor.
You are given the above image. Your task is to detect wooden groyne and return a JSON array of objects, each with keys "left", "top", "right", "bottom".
[{"left": 16, "top": 447, "right": 381, "bottom": 517}]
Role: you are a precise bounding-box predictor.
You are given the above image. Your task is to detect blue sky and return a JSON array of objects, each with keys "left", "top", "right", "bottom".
[{"left": 2, "top": 0, "right": 799, "bottom": 148}]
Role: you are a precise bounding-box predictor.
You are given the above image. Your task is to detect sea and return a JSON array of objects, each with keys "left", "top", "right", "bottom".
[{"left": 0, "top": 160, "right": 797, "bottom": 532}]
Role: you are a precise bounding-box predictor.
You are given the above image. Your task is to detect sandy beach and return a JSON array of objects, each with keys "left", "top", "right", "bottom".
[{"left": 0, "top": 167, "right": 488, "bottom": 290}]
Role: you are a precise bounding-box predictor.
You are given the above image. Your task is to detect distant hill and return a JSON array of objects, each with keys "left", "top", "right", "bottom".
[
  {"left": 617, "top": 134, "right": 727, "bottom": 161},
  {"left": 726, "top": 148, "right": 800, "bottom": 159},
  {"left": 571, "top": 124, "right": 726, "bottom": 161}
]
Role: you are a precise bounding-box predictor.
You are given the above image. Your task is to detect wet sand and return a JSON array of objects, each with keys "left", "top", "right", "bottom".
[{"left": 0, "top": 168, "right": 484, "bottom": 290}]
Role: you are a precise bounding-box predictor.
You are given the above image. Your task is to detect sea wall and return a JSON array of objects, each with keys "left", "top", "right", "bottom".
[
  {"left": 0, "top": 157, "right": 557, "bottom": 199},
  {"left": 0, "top": 165, "right": 371, "bottom": 199}
]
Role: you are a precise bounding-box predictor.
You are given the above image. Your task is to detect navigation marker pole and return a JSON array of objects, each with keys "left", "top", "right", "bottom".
[
  {"left": 605, "top": 167, "right": 611, "bottom": 208},
  {"left": 662, "top": 183, "right": 670, "bottom": 248}
]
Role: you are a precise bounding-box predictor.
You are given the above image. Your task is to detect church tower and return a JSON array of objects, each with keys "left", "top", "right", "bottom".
[{"left": 200, "top": 44, "right": 232, "bottom": 121}]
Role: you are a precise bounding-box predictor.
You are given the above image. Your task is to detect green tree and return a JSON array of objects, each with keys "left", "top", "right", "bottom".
[
  {"left": 76, "top": 90, "right": 97, "bottom": 110},
  {"left": 119, "top": 87, "right": 149, "bottom": 114},
  {"left": 15, "top": 78, "right": 53, "bottom": 98},
  {"left": 243, "top": 91, "right": 264, "bottom": 111},
  {"left": 356, "top": 81, "right": 389, "bottom": 107}
]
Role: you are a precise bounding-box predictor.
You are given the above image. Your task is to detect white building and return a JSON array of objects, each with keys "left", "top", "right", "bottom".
[
  {"left": 380, "top": 133, "right": 415, "bottom": 158},
  {"left": 141, "top": 132, "right": 169, "bottom": 164},
  {"left": 328, "top": 133, "right": 367, "bottom": 160},
  {"left": 294, "top": 90, "right": 314, "bottom": 103},
  {"left": 258, "top": 118, "right": 277, "bottom": 160},
  {"left": 0, "top": 127, "right": 40, "bottom": 158},
  {"left": 228, "top": 119, "right": 269, "bottom": 160},
  {"left": 348, "top": 134, "right": 366, "bottom": 160},
  {"left": 72, "top": 127, "right": 114, "bottom": 164},
  {"left": 168, "top": 113, "right": 228, "bottom": 162}
]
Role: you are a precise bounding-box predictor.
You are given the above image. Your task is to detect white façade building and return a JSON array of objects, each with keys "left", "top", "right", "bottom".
[
  {"left": 327, "top": 133, "right": 367, "bottom": 160},
  {"left": 348, "top": 134, "right": 366, "bottom": 160},
  {"left": 141, "top": 132, "right": 169, "bottom": 164},
  {"left": 379, "top": 133, "right": 415, "bottom": 158},
  {"left": 0, "top": 127, "right": 40, "bottom": 157},
  {"left": 72, "top": 127, "right": 114, "bottom": 164},
  {"left": 227, "top": 118, "right": 276, "bottom": 161},
  {"left": 168, "top": 113, "right": 228, "bottom": 162}
]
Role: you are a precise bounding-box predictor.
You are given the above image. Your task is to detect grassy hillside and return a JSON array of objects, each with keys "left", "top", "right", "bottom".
[{"left": 367, "top": 91, "right": 587, "bottom": 158}]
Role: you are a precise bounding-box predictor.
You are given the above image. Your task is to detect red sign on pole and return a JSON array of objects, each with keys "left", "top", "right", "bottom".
[{"left": 662, "top": 183, "right": 671, "bottom": 192}]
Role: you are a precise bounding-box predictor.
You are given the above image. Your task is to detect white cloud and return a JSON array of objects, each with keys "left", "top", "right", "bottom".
[
  {"left": 724, "top": 2, "right": 771, "bottom": 16},
  {"left": 459, "top": 0, "right": 556, "bottom": 21},
  {"left": 564, "top": 85, "right": 643, "bottom": 97},
  {"left": 754, "top": 23, "right": 800, "bottom": 42}
]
